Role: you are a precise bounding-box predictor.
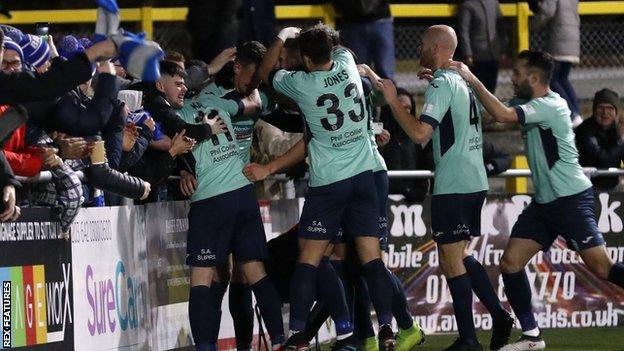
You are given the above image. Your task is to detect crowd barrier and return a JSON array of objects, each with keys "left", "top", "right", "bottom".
[
  {"left": 14, "top": 166, "right": 624, "bottom": 196},
  {"left": 1, "top": 191, "right": 623, "bottom": 350}
]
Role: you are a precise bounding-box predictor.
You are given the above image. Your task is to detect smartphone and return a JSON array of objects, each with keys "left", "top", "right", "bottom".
[{"left": 35, "top": 22, "right": 49, "bottom": 41}]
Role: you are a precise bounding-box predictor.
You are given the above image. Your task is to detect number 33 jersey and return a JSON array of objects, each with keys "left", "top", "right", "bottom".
[
  {"left": 269, "top": 47, "right": 376, "bottom": 187},
  {"left": 419, "top": 69, "right": 488, "bottom": 195}
]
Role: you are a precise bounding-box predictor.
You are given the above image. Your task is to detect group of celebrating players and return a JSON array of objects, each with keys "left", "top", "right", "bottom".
[{"left": 179, "top": 22, "right": 624, "bottom": 351}]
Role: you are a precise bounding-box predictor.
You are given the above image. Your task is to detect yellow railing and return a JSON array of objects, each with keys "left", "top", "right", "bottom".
[
  {"left": 2, "top": 2, "right": 624, "bottom": 53},
  {"left": 3, "top": 2, "right": 624, "bottom": 194}
]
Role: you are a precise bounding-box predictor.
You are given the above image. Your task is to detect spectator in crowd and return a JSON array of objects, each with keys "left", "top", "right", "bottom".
[
  {"left": 457, "top": 0, "right": 507, "bottom": 93},
  {"left": 575, "top": 88, "right": 624, "bottom": 191},
  {"left": 0, "top": 25, "right": 162, "bottom": 220},
  {"left": 379, "top": 88, "right": 431, "bottom": 203},
  {"left": 332, "top": 0, "right": 396, "bottom": 79},
  {"left": 33, "top": 59, "right": 150, "bottom": 202},
  {"left": 3, "top": 35, "right": 149, "bottom": 206},
  {"left": 1, "top": 108, "right": 62, "bottom": 179},
  {"left": 185, "top": 48, "right": 237, "bottom": 93},
  {"left": 2, "top": 36, "right": 24, "bottom": 73},
  {"left": 20, "top": 34, "right": 50, "bottom": 73},
  {"left": 134, "top": 61, "right": 220, "bottom": 201},
  {"left": 532, "top": 0, "right": 582, "bottom": 126},
  {"left": 28, "top": 132, "right": 86, "bottom": 238},
  {"left": 143, "top": 60, "right": 226, "bottom": 142},
  {"left": 239, "top": 0, "right": 276, "bottom": 47},
  {"left": 165, "top": 50, "right": 186, "bottom": 69},
  {"left": 187, "top": 0, "right": 239, "bottom": 64},
  {"left": 482, "top": 138, "right": 511, "bottom": 176}
]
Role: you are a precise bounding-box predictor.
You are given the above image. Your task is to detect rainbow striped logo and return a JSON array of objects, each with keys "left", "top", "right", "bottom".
[{"left": 0, "top": 266, "right": 48, "bottom": 349}]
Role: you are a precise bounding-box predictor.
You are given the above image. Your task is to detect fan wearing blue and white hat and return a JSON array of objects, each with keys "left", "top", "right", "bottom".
[
  {"left": 1, "top": 36, "right": 24, "bottom": 73},
  {"left": 20, "top": 34, "right": 51, "bottom": 73}
]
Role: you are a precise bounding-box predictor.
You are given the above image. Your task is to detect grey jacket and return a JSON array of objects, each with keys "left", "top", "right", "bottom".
[
  {"left": 532, "top": 0, "right": 580, "bottom": 63},
  {"left": 458, "top": 0, "right": 507, "bottom": 62}
]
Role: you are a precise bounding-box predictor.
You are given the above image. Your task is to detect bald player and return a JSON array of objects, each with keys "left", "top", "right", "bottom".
[{"left": 377, "top": 25, "right": 513, "bottom": 351}]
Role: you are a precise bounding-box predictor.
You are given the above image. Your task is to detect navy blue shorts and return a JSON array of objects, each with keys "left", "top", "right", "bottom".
[
  {"left": 299, "top": 171, "right": 379, "bottom": 241},
  {"left": 430, "top": 191, "right": 487, "bottom": 244},
  {"left": 374, "top": 171, "right": 389, "bottom": 250},
  {"left": 511, "top": 188, "right": 605, "bottom": 251},
  {"left": 186, "top": 185, "right": 268, "bottom": 267},
  {"left": 333, "top": 170, "right": 389, "bottom": 249}
]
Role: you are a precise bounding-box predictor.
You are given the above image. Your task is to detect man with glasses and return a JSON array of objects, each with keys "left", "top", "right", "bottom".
[{"left": 575, "top": 88, "right": 624, "bottom": 191}]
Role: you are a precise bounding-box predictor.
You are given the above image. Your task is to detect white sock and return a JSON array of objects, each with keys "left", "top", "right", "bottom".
[
  {"left": 337, "top": 332, "right": 353, "bottom": 341},
  {"left": 523, "top": 327, "right": 540, "bottom": 337}
]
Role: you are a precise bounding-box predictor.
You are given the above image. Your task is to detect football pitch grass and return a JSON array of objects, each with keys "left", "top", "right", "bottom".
[
  {"left": 311, "top": 327, "right": 624, "bottom": 351},
  {"left": 415, "top": 327, "right": 624, "bottom": 351}
]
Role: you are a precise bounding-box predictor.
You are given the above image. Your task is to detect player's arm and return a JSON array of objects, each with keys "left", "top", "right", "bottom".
[
  {"left": 377, "top": 79, "right": 433, "bottom": 144},
  {"left": 258, "top": 27, "right": 301, "bottom": 86},
  {"left": 443, "top": 61, "right": 519, "bottom": 123},
  {"left": 243, "top": 139, "right": 306, "bottom": 182}
]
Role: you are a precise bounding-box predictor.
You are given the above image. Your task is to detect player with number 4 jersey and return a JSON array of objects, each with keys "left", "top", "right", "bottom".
[{"left": 378, "top": 25, "right": 513, "bottom": 351}]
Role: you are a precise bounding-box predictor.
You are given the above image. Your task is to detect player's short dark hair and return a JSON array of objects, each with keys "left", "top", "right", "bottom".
[
  {"left": 283, "top": 38, "right": 299, "bottom": 51},
  {"left": 236, "top": 41, "right": 266, "bottom": 67},
  {"left": 517, "top": 50, "right": 554, "bottom": 85},
  {"left": 164, "top": 50, "right": 185, "bottom": 64},
  {"left": 298, "top": 24, "right": 335, "bottom": 65},
  {"left": 159, "top": 60, "right": 187, "bottom": 79}
]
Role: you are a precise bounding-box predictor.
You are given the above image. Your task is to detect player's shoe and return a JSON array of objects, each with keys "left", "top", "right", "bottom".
[
  {"left": 363, "top": 336, "right": 379, "bottom": 351},
  {"left": 330, "top": 335, "right": 359, "bottom": 351},
  {"left": 284, "top": 332, "right": 310, "bottom": 351},
  {"left": 396, "top": 323, "right": 425, "bottom": 351},
  {"left": 378, "top": 324, "right": 396, "bottom": 351},
  {"left": 443, "top": 338, "right": 483, "bottom": 351},
  {"left": 498, "top": 335, "right": 545, "bottom": 351},
  {"left": 490, "top": 312, "right": 515, "bottom": 350}
]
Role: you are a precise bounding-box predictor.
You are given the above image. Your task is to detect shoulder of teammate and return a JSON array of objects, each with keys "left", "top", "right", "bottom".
[
  {"left": 178, "top": 99, "right": 202, "bottom": 123},
  {"left": 420, "top": 72, "right": 453, "bottom": 129},
  {"left": 268, "top": 68, "right": 307, "bottom": 100},
  {"left": 220, "top": 90, "right": 246, "bottom": 117},
  {"left": 514, "top": 93, "right": 559, "bottom": 126},
  {"left": 332, "top": 46, "right": 354, "bottom": 65}
]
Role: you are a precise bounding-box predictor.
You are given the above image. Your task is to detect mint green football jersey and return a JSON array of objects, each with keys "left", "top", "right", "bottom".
[
  {"left": 177, "top": 82, "right": 250, "bottom": 202},
  {"left": 513, "top": 91, "right": 591, "bottom": 203},
  {"left": 366, "top": 90, "right": 387, "bottom": 173},
  {"left": 270, "top": 47, "right": 376, "bottom": 187},
  {"left": 231, "top": 90, "right": 276, "bottom": 164},
  {"left": 420, "top": 69, "right": 488, "bottom": 195}
]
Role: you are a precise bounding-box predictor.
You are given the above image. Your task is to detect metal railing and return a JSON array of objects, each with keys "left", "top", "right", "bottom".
[{"left": 16, "top": 167, "right": 624, "bottom": 182}]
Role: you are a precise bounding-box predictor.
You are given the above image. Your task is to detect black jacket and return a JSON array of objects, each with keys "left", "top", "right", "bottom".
[
  {"left": 380, "top": 106, "right": 431, "bottom": 203},
  {"left": 483, "top": 139, "right": 511, "bottom": 176},
  {"left": 26, "top": 73, "right": 125, "bottom": 169},
  {"left": 143, "top": 88, "right": 214, "bottom": 142},
  {"left": 83, "top": 163, "right": 146, "bottom": 199},
  {"left": 0, "top": 52, "right": 94, "bottom": 188},
  {"left": 575, "top": 116, "right": 624, "bottom": 190},
  {"left": 0, "top": 53, "right": 93, "bottom": 105}
]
